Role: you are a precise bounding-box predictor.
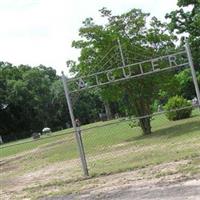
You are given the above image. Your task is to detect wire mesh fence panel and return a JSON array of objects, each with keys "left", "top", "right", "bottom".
[
  {"left": 0, "top": 107, "right": 199, "bottom": 187},
  {"left": 80, "top": 107, "right": 200, "bottom": 176},
  {"left": 60, "top": 41, "right": 200, "bottom": 177},
  {"left": 0, "top": 130, "right": 83, "bottom": 197},
  {"left": 1, "top": 41, "right": 199, "bottom": 200}
]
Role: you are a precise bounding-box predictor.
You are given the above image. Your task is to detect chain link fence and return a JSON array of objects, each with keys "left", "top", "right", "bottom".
[
  {"left": 81, "top": 105, "right": 200, "bottom": 175},
  {"left": 1, "top": 105, "right": 199, "bottom": 179},
  {"left": 1, "top": 42, "right": 200, "bottom": 199}
]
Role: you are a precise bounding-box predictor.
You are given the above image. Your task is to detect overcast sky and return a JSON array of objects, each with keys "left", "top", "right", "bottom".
[{"left": 0, "top": 0, "right": 178, "bottom": 75}]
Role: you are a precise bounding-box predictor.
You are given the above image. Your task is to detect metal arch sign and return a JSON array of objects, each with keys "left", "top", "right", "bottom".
[
  {"left": 67, "top": 50, "right": 189, "bottom": 93},
  {"left": 62, "top": 40, "right": 200, "bottom": 177}
]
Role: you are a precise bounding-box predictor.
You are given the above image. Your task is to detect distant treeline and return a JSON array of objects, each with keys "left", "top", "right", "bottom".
[
  {"left": 1, "top": 0, "right": 200, "bottom": 141},
  {"left": 0, "top": 62, "right": 199, "bottom": 142},
  {"left": 0, "top": 63, "right": 118, "bottom": 142}
]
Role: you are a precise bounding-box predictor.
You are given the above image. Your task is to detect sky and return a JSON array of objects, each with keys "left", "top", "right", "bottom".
[{"left": 0, "top": 0, "right": 178, "bottom": 75}]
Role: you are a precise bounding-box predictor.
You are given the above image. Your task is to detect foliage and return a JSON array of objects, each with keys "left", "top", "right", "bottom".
[
  {"left": 164, "top": 96, "right": 192, "bottom": 121},
  {"left": 0, "top": 63, "right": 65, "bottom": 141},
  {"left": 166, "top": 0, "right": 200, "bottom": 69},
  {"left": 70, "top": 8, "right": 178, "bottom": 135},
  {"left": 175, "top": 68, "right": 200, "bottom": 99},
  {"left": 73, "top": 92, "right": 104, "bottom": 124},
  {"left": 0, "top": 62, "right": 104, "bottom": 142}
]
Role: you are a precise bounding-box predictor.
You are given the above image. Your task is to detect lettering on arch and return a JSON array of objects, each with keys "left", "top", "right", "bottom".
[{"left": 67, "top": 50, "right": 189, "bottom": 93}]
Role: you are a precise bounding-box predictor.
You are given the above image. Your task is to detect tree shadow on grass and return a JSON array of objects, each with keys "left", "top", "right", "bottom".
[{"left": 126, "top": 120, "right": 200, "bottom": 142}]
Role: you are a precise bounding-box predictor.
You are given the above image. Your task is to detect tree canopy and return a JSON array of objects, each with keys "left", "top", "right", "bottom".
[
  {"left": 70, "top": 8, "right": 179, "bottom": 135},
  {"left": 166, "top": 0, "right": 200, "bottom": 69},
  {"left": 0, "top": 63, "right": 104, "bottom": 142},
  {"left": 1, "top": 2, "right": 199, "bottom": 142}
]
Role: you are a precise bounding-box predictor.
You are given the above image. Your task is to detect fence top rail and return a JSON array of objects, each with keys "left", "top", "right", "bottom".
[
  {"left": 79, "top": 104, "right": 199, "bottom": 133},
  {"left": 1, "top": 104, "right": 198, "bottom": 151},
  {"left": 0, "top": 130, "right": 75, "bottom": 150}
]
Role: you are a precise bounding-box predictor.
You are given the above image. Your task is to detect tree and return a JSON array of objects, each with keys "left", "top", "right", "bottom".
[
  {"left": 166, "top": 0, "right": 200, "bottom": 69},
  {"left": 0, "top": 63, "right": 69, "bottom": 142},
  {"left": 166, "top": 0, "right": 200, "bottom": 99},
  {"left": 70, "top": 8, "right": 177, "bottom": 135},
  {"left": 0, "top": 62, "right": 105, "bottom": 142},
  {"left": 175, "top": 68, "right": 200, "bottom": 99},
  {"left": 73, "top": 91, "right": 104, "bottom": 124}
]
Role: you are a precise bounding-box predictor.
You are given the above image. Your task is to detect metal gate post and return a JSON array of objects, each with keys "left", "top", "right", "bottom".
[
  {"left": 61, "top": 72, "right": 89, "bottom": 176},
  {"left": 185, "top": 40, "right": 200, "bottom": 108}
]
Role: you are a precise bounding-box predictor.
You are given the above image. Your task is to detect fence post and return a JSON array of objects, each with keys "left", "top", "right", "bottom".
[
  {"left": 185, "top": 40, "right": 200, "bottom": 108},
  {"left": 61, "top": 72, "right": 89, "bottom": 177}
]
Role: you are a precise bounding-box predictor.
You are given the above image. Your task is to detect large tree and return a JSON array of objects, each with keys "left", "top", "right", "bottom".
[
  {"left": 166, "top": 0, "right": 200, "bottom": 99},
  {"left": 0, "top": 62, "right": 106, "bottom": 142},
  {"left": 70, "top": 8, "right": 177, "bottom": 135},
  {"left": 0, "top": 63, "right": 68, "bottom": 141},
  {"left": 166, "top": 0, "right": 200, "bottom": 69}
]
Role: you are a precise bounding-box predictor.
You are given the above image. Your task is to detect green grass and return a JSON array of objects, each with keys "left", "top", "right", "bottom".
[
  {"left": 0, "top": 128, "right": 74, "bottom": 157},
  {"left": 1, "top": 110, "right": 200, "bottom": 163},
  {"left": 1, "top": 110, "right": 200, "bottom": 200}
]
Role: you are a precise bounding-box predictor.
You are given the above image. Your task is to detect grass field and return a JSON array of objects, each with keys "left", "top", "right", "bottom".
[{"left": 0, "top": 110, "right": 200, "bottom": 199}]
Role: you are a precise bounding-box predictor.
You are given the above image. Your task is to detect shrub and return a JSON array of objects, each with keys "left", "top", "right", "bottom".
[{"left": 164, "top": 96, "right": 192, "bottom": 121}]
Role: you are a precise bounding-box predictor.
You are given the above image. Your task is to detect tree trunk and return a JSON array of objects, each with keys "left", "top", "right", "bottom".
[
  {"left": 139, "top": 117, "right": 151, "bottom": 135},
  {"left": 136, "top": 96, "right": 152, "bottom": 135},
  {"left": 125, "top": 85, "right": 152, "bottom": 135},
  {"left": 104, "top": 101, "right": 112, "bottom": 120}
]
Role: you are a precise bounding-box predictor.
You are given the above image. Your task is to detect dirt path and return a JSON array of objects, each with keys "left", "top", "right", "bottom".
[
  {"left": 42, "top": 179, "right": 200, "bottom": 200},
  {"left": 1, "top": 154, "right": 199, "bottom": 200}
]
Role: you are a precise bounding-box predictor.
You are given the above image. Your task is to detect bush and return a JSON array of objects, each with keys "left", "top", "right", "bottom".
[{"left": 164, "top": 96, "right": 192, "bottom": 121}]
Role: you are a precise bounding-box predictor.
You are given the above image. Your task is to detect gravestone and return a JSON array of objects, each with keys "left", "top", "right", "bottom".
[
  {"left": 0, "top": 135, "right": 3, "bottom": 144},
  {"left": 42, "top": 127, "right": 51, "bottom": 134},
  {"left": 32, "top": 132, "right": 40, "bottom": 139}
]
